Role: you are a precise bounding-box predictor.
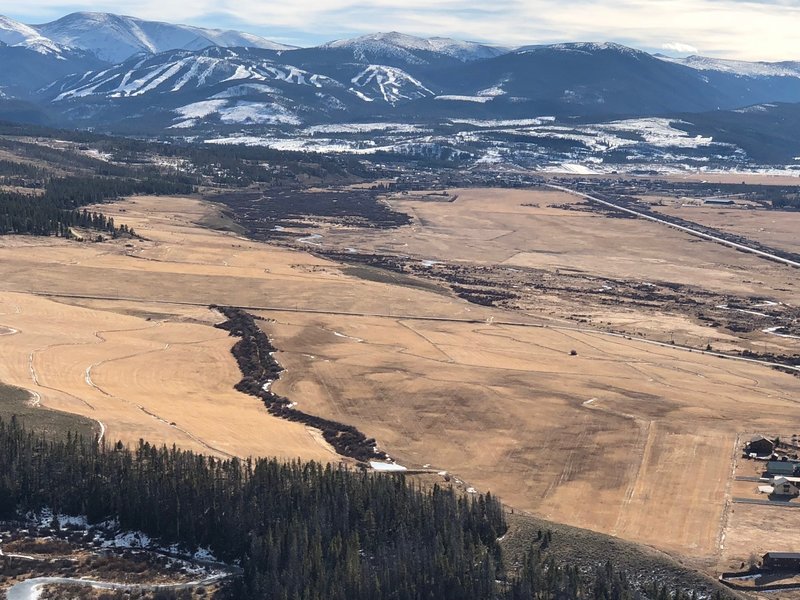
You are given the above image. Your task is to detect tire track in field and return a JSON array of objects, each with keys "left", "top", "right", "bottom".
[
  {"left": 27, "top": 322, "right": 167, "bottom": 443},
  {"left": 716, "top": 433, "right": 740, "bottom": 556},
  {"left": 577, "top": 392, "right": 654, "bottom": 537},
  {"left": 28, "top": 321, "right": 168, "bottom": 410},
  {"left": 395, "top": 320, "right": 456, "bottom": 363},
  {"left": 541, "top": 414, "right": 592, "bottom": 500},
  {"left": 84, "top": 330, "right": 236, "bottom": 459},
  {"left": 25, "top": 291, "right": 800, "bottom": 374},
  {"left": 29, "top": 343, "right": 97, "bottom": 410},
  {"left": 611, "top": 419, "right": 655, "bottom": 538}
]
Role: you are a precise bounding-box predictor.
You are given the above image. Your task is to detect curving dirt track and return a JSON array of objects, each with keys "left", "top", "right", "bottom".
[{"left": 0, "top": 291, "right": 335, "bottom": 462}]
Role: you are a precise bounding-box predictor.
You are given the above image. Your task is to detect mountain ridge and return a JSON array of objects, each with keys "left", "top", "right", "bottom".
[
  {"left": 31, "top": 12, "right": 295, "bottom": 63},
  {"left": 2, "top": 10, "right": 800, "bottom": 157}
]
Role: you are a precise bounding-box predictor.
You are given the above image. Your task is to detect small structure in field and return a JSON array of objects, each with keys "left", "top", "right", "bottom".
[
  {"left": 746, "top": 435, "right": 775, "bottom": 458},
  {"left": 766, "top": 460, "right": 799, "bottom": 477},
  {"left": 703, "top": 197, "right": 736, "bottom": 206},
  {"left": 763, "top": 552, "right": 800, "bottom": 571},
  {"left": 758, "top": 477, "right": 800, "bottom": 499}
]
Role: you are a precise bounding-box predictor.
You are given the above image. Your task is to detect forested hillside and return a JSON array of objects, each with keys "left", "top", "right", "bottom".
[
  {"left": 0, "top": 417, "right": 506, "bottom": 600},
  {"left": 0, "top": 417, "right": 731, "bottom": 600},
  {"left": 0, "top": 121, "right": 376, "bottom": 239},
  {"left": 0, "top": 175, "right": 192, "bottom": 237}
]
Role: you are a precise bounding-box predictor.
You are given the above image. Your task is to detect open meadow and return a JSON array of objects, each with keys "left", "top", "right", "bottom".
[
  {"left": 653, "top": 204, "right": 800, "bottom": 256},
  {"left": 0, "top": 191, "right": 797, "bottom": 573},
  {"left": 283, "top": 187, "right": 800, "bottom": 356}
]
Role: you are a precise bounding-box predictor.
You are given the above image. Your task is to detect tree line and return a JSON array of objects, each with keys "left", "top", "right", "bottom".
[
  {"left": 0, "top": 159, "right": 48, "bottom": 187},
  {"left": 0, "top": 175, "right": 192, "bottom": 238},
  {"left": 0, "top": 416, "right": 731, "bottom": 600},
  {"left": 0, "top": 417, "right": 506, "bottom": 600}
]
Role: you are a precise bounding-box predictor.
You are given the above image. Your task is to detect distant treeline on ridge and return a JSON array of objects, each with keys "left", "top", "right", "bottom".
[{"left": 0, "top": 174, "right": 192, "bottom": 237}]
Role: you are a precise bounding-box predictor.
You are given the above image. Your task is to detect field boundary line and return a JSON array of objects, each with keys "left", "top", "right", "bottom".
[{"left": 24, "top": 290, "right": 800, "bottom": 374}]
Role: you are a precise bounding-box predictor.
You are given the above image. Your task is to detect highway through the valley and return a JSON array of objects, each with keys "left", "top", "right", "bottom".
[{"left": 546, "top": 184, "right": 800, "bottom": 269}]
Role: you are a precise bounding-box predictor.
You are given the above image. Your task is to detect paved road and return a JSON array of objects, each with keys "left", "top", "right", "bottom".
[{"left": 546, "top": 184, "right": 800, "bottom": 269}]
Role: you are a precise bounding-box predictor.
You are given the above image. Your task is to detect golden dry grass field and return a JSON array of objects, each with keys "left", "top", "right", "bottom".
[
  {"left": 317, "top": 188, "right": 798, "bottom": 301},
  {"left": 0, "top": 191, "right": 797, "bottom": 573},
  {"left": 287, "top": 187, "right": 799, "bottom": 355},
  {"left": 653, "top": 205, "right": 800, "bottom": 256}
]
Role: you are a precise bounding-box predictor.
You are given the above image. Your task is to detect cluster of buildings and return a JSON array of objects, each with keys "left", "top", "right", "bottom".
[{"left": 745, "top": 435, "right": 800, "bottom": 498}]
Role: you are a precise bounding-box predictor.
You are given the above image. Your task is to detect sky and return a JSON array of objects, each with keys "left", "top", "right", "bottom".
[{"left": 4, "top": 0, "right": 800, "bottom": 61}]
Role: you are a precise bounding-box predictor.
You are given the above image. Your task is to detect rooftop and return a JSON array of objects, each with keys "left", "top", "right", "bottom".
[{"left": 764, "top": 552, "right": 800, "bottom": 559}]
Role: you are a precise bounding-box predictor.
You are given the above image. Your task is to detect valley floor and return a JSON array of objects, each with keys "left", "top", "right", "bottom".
[{"left": 0, "top": 192, "right": 797, "bottom": 576}]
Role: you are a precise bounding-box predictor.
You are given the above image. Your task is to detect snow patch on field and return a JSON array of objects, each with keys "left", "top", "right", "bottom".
[
  {"left": 543, "top": 163, "right": 600, "bottom": 175},
  {"left": 599, "top": 118, "right": 715, "bottom": 148},
  {"left": 24, "top": 509, "right": 221, "bottom": 563},
  {"left": 211, "top": 83, "right": 280, "bottom": 98},
  {"left": 477, "top": 85, "right": 506, "bottom": 97},
  {"left": 333, "top": 331, "right": 364, "bottom": 342},
  {"left": 105, "top": 530, "right": 152, "bottom": 549},
  {"left": 370, "top": 461, "right": 407, "bottom": 472},
  {"left": 303, "top": 122, "right": 425, "bottom": 134},
  {"left": 763, "top": 327, "right": 800, "bottom": 340},
  {"left": 205, "top": 135, "right": 374, "bottom": 153},
  {"left": 168, "top": 119, "right": 198, "bottom": 129},
  {"left": 449, "top": 117, "right": 555, "bottom": 127},
  {"left": 476, "top": 149, "right": 505, "bottom": 164},
  {"left": 173, "top": 99, "right": 300, "bottom": 125}
]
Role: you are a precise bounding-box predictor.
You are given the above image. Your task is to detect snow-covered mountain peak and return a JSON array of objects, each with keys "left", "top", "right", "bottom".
[
  {"left": 517, "top": 41, "right": 646, "bottom": 57},
  {"left": 323, "top": 31, "right": 505, "bottom": 63},
  {"left": 659, "top": 54, "right": 800, "bottom": 79},
  {"left": 33, "top": 12, "right": 294, "bottom": 63},
  {"left": 0, "top": 15, "right": 64, "bottom": 55}
]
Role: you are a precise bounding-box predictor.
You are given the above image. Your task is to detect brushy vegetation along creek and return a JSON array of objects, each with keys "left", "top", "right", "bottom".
[{"left": 213, "top": 305, "right": 387, "bottom": 462}]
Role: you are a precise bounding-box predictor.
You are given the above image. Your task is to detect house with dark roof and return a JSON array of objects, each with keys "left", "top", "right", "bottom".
[
  {"left": 766, "top": 461, "right": 799, "bottom": 477},
  {"left": 746, "top": 435, "right": 775, "bottom": 458},
  {"left": 763, "top": 552, "right": 800, "bottom": 571}
]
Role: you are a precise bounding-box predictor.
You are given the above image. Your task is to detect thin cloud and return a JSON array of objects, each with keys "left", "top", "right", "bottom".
[{"left": 661, "top": 42, "right": 700, "bottom": 55}]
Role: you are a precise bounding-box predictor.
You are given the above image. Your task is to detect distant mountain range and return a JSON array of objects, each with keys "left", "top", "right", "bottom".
[
  {"left": 0, "top": 12, "right": 293, "bottom": 60},
  {"left": 2, "top": 11, "right": 800, "bottom": 166}
]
